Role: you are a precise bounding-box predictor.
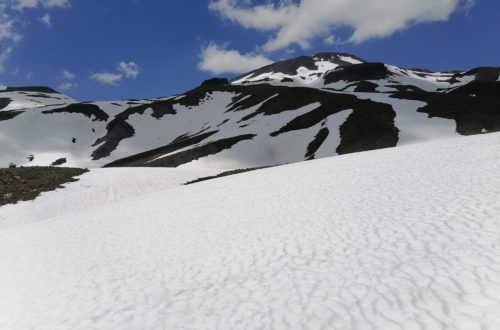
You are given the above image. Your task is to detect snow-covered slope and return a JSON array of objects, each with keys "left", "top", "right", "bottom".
[
  {"left": 1, "top": 54, "right": 499, "bottom": 169},
  {"left": 1, "top": 133, "right": 499, "bottom": 329},
  {"left": 0, "top": 86, "right": 75, "bottom": 111}
]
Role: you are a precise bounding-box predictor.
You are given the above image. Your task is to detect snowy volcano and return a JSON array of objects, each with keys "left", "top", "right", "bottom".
[
  {"left": 1, "top": 53, "right": 499, "bottom": 169},
  {"left": 1, "top": 53, "right": 500, "bottom": 329}
]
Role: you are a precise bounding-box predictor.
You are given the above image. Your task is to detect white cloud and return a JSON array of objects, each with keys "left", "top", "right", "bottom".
[
  {"left": 58, "top": 70, "right": 76, "bottom": 90},
  {"left": 62, "top": 69, "right": 75, "bottom": 79},
  {"left": 90, "top": 61, "right": 141, "bottom": 85},
  {"left": 323, "top": 36, "right": 335, "bottom": 45},
  {"left": 117, "top": 61, "right": 140, "bottom": 79},
  {"left": 0, "top": 0, "right": 71, "bottom": 73},
  {"left": 209, "top": 0, "right": 476, "bottom": 51},
  {"left": 199, "top": 43, "right": 273, "bottom": 74},
  {"left": 0, "top": 1, "right": 68, "bottom": 41},
  {"left": 58, "top": 82, "right": 75, "bottom": 90},
  {"left": 15, "top": 0, "right": 70, "bottom": 11},
  {"left": 0, "top": 47, "right": 13, "bottom": 73},
  {"left": 39, "top": 13, "right": 51, "bottom": 27},
  {"left": 0, "top": 2, "right": 22, "bottom": 43},
  {"left": 90, "top": 72, "right": 123, "bottom": 86},
  {"left": 0, "top": 20, "right": 22, "bottom": 43}
]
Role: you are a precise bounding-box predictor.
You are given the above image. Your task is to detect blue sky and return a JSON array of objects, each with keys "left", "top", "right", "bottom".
[{"left": 0, "top": 0, "right": 498, "bottom": 101}]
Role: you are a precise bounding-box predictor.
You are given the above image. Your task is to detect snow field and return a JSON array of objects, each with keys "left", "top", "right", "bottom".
[
  {"left": 0, "top": 167, "right": 222, "bottom": 230},
  {"left": 1, "top": 133, "right": 500, "bottom": 329}
]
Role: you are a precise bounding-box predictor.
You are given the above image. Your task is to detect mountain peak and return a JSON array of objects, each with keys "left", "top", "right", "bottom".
[
  {"left": 232, "top": 53, "right": 365, "bottom": 85},
  {"left": 312, "top": 52, "right": 365, "bottom": 64}
]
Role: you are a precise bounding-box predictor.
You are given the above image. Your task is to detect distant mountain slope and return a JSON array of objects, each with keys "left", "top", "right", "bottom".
[
  {"left": 0, "top": 86, "right": 75, "bottom": 112},
  {"left": 1, "top": 53, "right": 499, "bottom": 168}
]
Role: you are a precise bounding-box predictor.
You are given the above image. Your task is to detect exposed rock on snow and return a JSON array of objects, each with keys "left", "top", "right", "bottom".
[
  {"left": 0, "top": 166, "right": 87, "bottom": 206},
  {"left": 0, "top": 54, "right": 499, "bottom": 169}
]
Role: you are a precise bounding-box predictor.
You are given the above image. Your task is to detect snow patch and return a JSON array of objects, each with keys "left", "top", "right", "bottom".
[
  {"left": 337, "top": 55, "right": 363, "bottom": 64},
  {"left": 314, "top": 109, "right": 353, "bottom": 158}
]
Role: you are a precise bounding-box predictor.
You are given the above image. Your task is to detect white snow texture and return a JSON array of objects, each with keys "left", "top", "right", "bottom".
[{"left": 1, "top": 132, "right": 500, "bottom": 329}]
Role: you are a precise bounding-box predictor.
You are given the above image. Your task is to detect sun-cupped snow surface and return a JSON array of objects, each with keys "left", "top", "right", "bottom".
[
  {"left": 0, "top": 167, "right": 222, "bottom": 230},
  {"left": 1, "top": 133, "right": 500, "bottom": 329}
]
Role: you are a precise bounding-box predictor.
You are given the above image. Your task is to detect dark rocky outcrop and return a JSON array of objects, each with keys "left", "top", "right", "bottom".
[
  {"left": 51, "top": 158, "right": 67, "bottom": 166},
  {"left": 2, "top": 86, "right": 60, "bottom": 94},
  {"left": 353, "top": 81, "right": 379, "bottom": 92},
  {"left": 0, "top": 166, "right": 87, "bottom": 206},
  {"left": 324, "top": 63, "right": 390, "bottom": 84},
  {"left": 270, "top": 92, "right": 395, "bottom": 137},
  {"left": 0, "top": 110, "right": 23, "bottom": 121},
  {"left": 106, "top": 134, "right": 255, "bottom": 167},
  {"left": 119, "top": 100, "right": 177, "bottom": 120},
  {"left": 446, "top": 67, "right": 500, "bottom": 84},
  {"left": 392, "top": 82, "right": 500, "bottom": 135},
  {"left": 143, "top": 134, "right": 255, "bottom": 167},
  {"left": 337, "top": 106, "right": 399, "bottom": 155},
  {"left": 0, "top": 98, "right": 11, "bottom": 110},
  {"left": 103, "top": 130, "right": 219, "bottom": 167},
  {"left": 201, "top": 78, "right": 229, "bottom": 87},
  {"left": 233, "top": 56, "right": 317, "bottom": 82},
  {"left": 185, "top": 166, "right": 270, "bottom": 185},
  {"left": 305, "top": 127, "right": 330, "bottom": 160},
  {"left": 43, "top": 103, "right": 109, "bottom": 122},
  {"left": 91, "top": 120, "right": 135, "bottom": 160},
  {"left": 232, "top": 53, "right": 364, "bottom": 82}
]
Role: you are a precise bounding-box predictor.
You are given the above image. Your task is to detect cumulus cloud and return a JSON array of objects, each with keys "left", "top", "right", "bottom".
[
  {"left": 209, "top": 0, "right": 476, "bottom": 51},
  {"left": 15, "top": 0, "right": 70, "bottom": 11},
  {"left": 0, "top": 0, "right": 68, "bottom": 41},
  {"left": 58, "top": 82, "right": 75, "bottom": 91},
  {"left": 0, "top": 3, "right": 22, "bottom": 43},
  {"left": 39, "top": 13, "right": 51, "bottom": 27},
  {"left": 323, "top": 36, "right": 336, "bottom": 46},
  {"left": 117, "top": 61, "right": 140, "bottom": 79},
  {"left": 62, "top": 69, "right": 75, "bottom": 79},
  {"left": 0, "top": 47, "right": 13, "bottom": 73},
  {"left": 57, "top": 69, "right": 76, "bottom": 90},
  {"left": 90, "top": 72, "right": 123, "bottom": 86},
  {"left": 199, "top": 43, "right": 273, "bottom": 74},
  {"left": 91, "top": 61, "right": 141, "bottom": 85},
  {"left": 0, "top": 20, "right": 21, "bottom": 43},
  {"left": 0, "top": 0, "right": 71, "bottom": 73}
]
